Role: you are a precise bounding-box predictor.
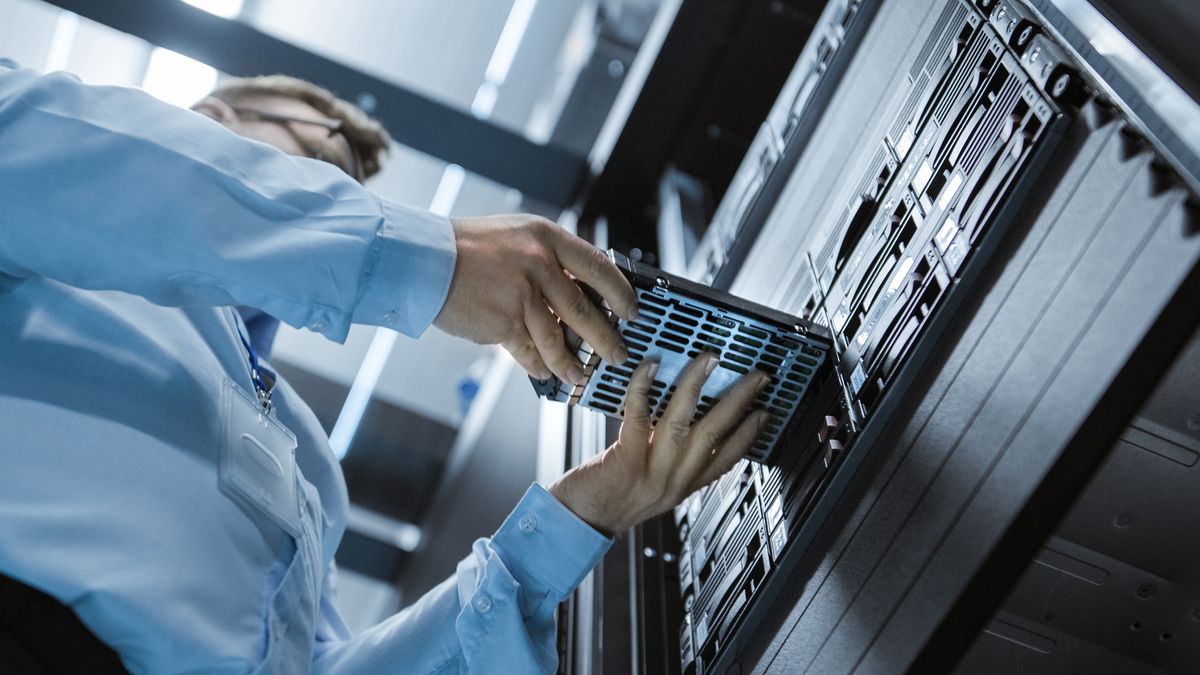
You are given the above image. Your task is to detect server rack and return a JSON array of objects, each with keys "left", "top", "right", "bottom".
[{"left": 564, "top": 0, "right": 1200, "bottom": 673}]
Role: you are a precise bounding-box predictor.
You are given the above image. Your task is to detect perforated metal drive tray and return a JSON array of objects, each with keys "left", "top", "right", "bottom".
[{"left": 530, "top": 250, "right": 832, "bottom": 463}]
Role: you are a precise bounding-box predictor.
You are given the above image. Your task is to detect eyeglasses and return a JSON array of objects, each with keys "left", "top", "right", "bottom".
[{"left": 231, "top": 106, "right": 365, "bottom": 182}]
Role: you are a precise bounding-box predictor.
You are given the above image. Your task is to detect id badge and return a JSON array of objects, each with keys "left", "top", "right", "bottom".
[{"left": 220, "top": 378, "right": 302, "bottom": 537}]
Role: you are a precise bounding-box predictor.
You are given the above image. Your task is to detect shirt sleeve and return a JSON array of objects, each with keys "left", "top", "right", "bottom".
[
  {"left": 312, "top": 484, "right": 613, "bottom": 674},
  {"left": 0, "top": 63, "right": 456, "bottom": 340}
]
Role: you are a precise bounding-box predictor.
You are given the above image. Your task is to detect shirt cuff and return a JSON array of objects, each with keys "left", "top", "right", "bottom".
[
  {"left": 490, "top": 484, "right": 613, "bottom": 601},
  {"left": 351, "top": 197, "right": 457, "bottom": 338}
]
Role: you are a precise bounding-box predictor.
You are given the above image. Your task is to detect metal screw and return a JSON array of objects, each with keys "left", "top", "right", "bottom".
[
  {"left": 655, "top": 276, "right": 670, "bottom": 289},
  {"left": 1018, "top": 26, "right": 1034, "bottom": 46},
  {"left": 607, "top": 59, "right": 625, "bottom": 78},
  {"left": 1136, "top": 583, "right": 1157, "bottom": 599},
  {"left": 662, "top": 552, "right": 677, "bottom": 563},
  {"left": 1052, "top": 73, "right": 1070, "bottom": 97},
  {"left": 643, "top": 547, "right": 657, "bottom": 559}
]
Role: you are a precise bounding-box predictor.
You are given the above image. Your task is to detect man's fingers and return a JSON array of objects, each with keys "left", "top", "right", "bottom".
[
  {"left": 540, "top": 273, "right": 629, "bottom": 365},
  {"left": 548, "top": 229, "right": 638, "bottom": 321},
  {"left": 658, "top": 354, "right": 718, "bottom": 434},
  {"left": 687, "top": 411, "right": 767, "bottom": 494},
  {"left": 619, "top": 360, "right": 659, "bottom": 441},
  {"left": 525, "top": 303, "right": 585, "bottom": 384},
  {"left": 502, "top": 334, "right": 551, "bottom": 380},
  {"left": 690, "top": 371, "right": 769, "bottom": 452}
]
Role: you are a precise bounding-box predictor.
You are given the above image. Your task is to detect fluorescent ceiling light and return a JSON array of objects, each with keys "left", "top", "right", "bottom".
[
  {"left": 329, "top": 328, "right": 399, "bottom": 460},
  {"left": 44, "top": 12, "right": 79, "bottom": 72},
  {"left": 429, "top": 164, "right": 466, "bottom": 217},
  {"left": 470, "top": 82, "right": 499, "bottom": 119},
  {"left": 142, "top": 47, "right": 218, "bottom": 108},
  {"left": 182, "top": 0, "right": 243, "bottom": 19},
  {"left": 484, "top": 0, "right": 537, "bottom": 85}
]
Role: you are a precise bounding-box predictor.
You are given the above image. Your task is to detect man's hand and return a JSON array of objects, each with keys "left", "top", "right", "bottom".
[
  {"left": 434, "top": 214, "right": 639, "bottom": 383},
  {"left": 549, "top": 355, "right": 769, "bottom": 536}
]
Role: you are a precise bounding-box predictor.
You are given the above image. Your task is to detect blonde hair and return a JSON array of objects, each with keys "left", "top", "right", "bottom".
[{"left": 209, "top": 75, "right": 391, "bottom": 180}]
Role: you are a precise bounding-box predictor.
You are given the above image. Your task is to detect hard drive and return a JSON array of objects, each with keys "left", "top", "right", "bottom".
[{"left": 530, "top": 250, "right": 833, "bottom": 464}]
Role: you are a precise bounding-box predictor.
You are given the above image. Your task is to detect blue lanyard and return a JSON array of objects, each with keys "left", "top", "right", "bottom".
[{"left": 235, "top": 322, "right": 273, "bottom": 413}]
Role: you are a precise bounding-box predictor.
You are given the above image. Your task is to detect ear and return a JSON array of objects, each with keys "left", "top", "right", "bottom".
[{"left": 191, "top": 97, "right": 238, "bottom": 126}]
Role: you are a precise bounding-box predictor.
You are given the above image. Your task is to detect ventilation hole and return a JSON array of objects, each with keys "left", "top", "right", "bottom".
[
  {"left": 610, "top": 366, "right": 633, "bottom": 378},
  {"left": 592, "top": 391, "right": 622, "bottom": 405},
  {"left": 638, "top": 304, "right": 666, "bottom": 316},
  {"left": 668, "top": 313, "right": 700, "bottom": 327},
  {"left": 592, "top": 402, "right": 617, "bottom": 414},
  {"left": 726, "top": 353, "right": 754, "bottom": 366},
  {"left": 767, "top": 406, "right": 789, "bottom": 417},
  {"left": 622, "top": 328, "right": 653, "bottom": 343},
  {"left": 674, "top": 304, "right": 704, "bottom": 318},
  {"left": 743, "top": 326, "right": 769, "bottom": 339},
  {"left": 729, "top": 344, "right": 757, "bottom": 357},
  {"left": 702, "top": 323, "right": 732, "bottom": 337},
  {"left": 796, "top": 355, "right": 819, "bottom": 367},
  {"left": 760, "top": 354, "right": 784, "bottom": 366},
  {"left": 802, "top": 346, "right": 824, "bottom": 357},
  {"left": 642, "top": 294, "right": 670, "bottom": 307},
  {"left": 629, "top": 320, "right": 656, "bottom": 333},
  {"left": 786, "top": 368, "right": 812, "bottom": 380},
  {"left": 771, "top": 335, "right": 802, "bottom": 350},
  {"left": 764, "top": 344, "right": 789, "bottom": 357},
  {"left": 776, "top": 390, "right": 799, "bottom": 401},
  {"left": 665, "top": 321, "right": 695, "bottom": 335},
  {"left": 600, "top": 373, "right": 629, "bottom": 385},
  {"left": 777, "top": 380, "right": 801, "bottom": 393},
  {"left": 596, "top": 383, "right": 624, "bottom": 396},
  {"left": 733, "top": 334, "right": 764, "bottom": 348},
  {"left": 655, "top": 340, "right": 684, "bottom": 353},
  {"left": 722, "top": 362, "right": 749, "bottom": 374},
  {"left": 696, "top": 334, "right": 725, "bottom": 348},
  {"left": 660, "top": 331, "right": 689, "bottom": 345}
]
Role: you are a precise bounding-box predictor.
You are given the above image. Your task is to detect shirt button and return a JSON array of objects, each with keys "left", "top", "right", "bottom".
[
  {"left": 474, "top": 595, "right": 493, "bottom": 613},
  {"left": 310, "top": 320, "right": 327, "bottom": 332},
  {"left": 381, "top": 311, "right": 398, "bottom": 326},
  {"left": 518, "top": 515, "right": 537, "bottom": 533}
]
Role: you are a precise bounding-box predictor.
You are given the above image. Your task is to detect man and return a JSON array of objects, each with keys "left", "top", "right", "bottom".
[{"left": 0, "top": 61, "right": 767, "bottom": 674}]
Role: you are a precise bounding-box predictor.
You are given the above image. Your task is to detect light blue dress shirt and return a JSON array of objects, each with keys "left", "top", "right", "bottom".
[{"left": 0, "top": 60, "right": 611, "bottom": 674}]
